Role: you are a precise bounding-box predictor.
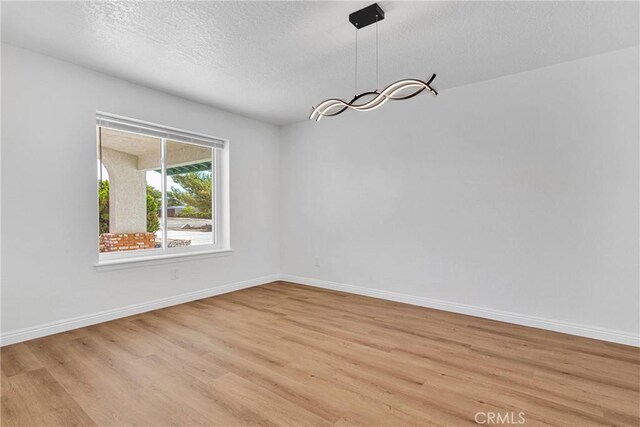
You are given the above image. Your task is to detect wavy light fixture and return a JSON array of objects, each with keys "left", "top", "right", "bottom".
[{"left": 310, "top": 3, "right": 438, "bottom": 122}]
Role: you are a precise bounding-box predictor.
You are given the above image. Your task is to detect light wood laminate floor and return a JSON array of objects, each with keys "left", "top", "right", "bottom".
[{"left": 1, "top": 281, "right": 639, "bottom": 426}]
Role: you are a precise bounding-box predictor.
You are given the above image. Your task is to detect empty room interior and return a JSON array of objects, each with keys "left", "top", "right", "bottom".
[{"left": 1, "top": 1, "right": 639, "bottom": 426}]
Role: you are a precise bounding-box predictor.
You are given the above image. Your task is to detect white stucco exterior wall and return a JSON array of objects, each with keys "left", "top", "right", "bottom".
[{"left": 101, "top": 147, "right": 147, "bottom": 233}]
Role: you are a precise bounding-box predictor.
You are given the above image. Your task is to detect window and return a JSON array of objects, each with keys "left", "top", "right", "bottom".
[{"left": 96, "top": 113, "right": 228, "bottom": 265}]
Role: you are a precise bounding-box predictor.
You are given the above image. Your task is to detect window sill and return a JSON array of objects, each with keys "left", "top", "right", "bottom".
[{"left": 95, "top": 248, "right": 233, "bottom": 271}]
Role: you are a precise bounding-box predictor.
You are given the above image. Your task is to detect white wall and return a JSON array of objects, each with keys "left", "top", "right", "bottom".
[
  {"left": 2, "top": 44, "right": 638, "bottom": 346},
  {"left": 280, "top": 47, "right": 639, "bottom": 343},
  {"left": 1, "top": 45, "right": 281, "bottom": 339}
]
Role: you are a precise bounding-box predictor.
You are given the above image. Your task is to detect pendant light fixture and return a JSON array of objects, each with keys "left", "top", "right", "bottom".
[{"left": 309, "top": 3, "right": 438, "bottom": 122}]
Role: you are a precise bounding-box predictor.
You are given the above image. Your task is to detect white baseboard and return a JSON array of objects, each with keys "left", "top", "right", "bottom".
[
  {"left": 0, "top": 274, "right": 280, "bottom": 347},
  {"left": 4, "top": 273, "right": 637, "bottom": 348},
  {"left": 278, "top": 274, "right": 640, "bottom": 347}
]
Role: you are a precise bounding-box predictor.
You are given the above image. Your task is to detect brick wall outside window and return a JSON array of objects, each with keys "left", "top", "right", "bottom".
[{"left": 99, "top": 233, "right": 156, "bottom": 252}]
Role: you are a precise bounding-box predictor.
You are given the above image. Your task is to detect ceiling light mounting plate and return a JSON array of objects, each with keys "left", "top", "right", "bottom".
[{"left": 349, "top": 3, "right": 385, "bottom": 29}]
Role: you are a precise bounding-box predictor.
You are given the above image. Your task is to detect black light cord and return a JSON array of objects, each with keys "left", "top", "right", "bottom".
[
  {"left": 354, "top": 28, "right": 358, "bottom": 96},
  {"left": 376, "top": 15, "right": 379, "bottom": 90}
]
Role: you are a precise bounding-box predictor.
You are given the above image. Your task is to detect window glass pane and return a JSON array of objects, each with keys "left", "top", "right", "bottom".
[
  {"left": 98, "top": 127, "right": 163, "bottom": 253},
  {"left": 165, "top": 140, "right": 214, "bottom": 247}
]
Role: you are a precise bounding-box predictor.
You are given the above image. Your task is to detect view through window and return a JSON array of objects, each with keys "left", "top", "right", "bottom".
[{"left": 97, "top": 115, "right": 223, "bottom": 260}]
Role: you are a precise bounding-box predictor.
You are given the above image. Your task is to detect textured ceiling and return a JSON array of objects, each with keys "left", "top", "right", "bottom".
[{"left": 2, "top": 1, "right": 638, "bottom": 125}]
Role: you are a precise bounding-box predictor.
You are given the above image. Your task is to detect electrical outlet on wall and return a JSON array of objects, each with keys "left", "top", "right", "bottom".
[
  {"left": 314, "top": 257, "right": 320, "bottom": 268},
  {"left": 170, "top": 269, "right": 179, "bottom": 280}
]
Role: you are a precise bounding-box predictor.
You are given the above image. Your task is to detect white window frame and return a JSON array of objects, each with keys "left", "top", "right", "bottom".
[{"left": 96, "top": 112, "right": 230, "bottom": 268}]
